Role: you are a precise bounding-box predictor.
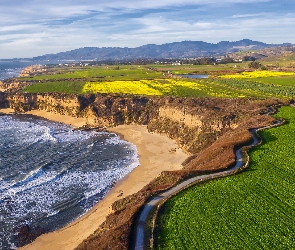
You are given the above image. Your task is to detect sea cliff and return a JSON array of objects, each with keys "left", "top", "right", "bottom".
[
  {"left": 0, "top": 92, "right": 279, "bottom": 154},
  {"left": 0, "top": 90, "right": 286, "bottom": 249}
]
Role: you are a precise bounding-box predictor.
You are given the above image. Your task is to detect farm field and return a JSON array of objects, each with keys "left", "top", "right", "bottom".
[
  {"left": 20, "top": 65, "right": 164, "bottom": 81},
  {"left": 154, "top": 106, "right": 295, "bottom": 250},
  {"left": 208, "top": 78, "right": 295, "bottom": 98},
  {"left": 220, "top": 70, "right": 295, "bottom": 79},
  {"left": 251, "top": 76, "right": 295, "bottom": 86},
  {"left": 81, "top": 79, "right": 247, "bottom": 98},
  {"left": 146, "top": 63, "right": 247, "bottom": 74},
  {"left": 22, "top": 65, "right": 295, "bottom": 99}
]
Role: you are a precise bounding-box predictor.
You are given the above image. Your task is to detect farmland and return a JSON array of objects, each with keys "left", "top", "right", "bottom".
[
  {"left": 20, "top": 65, "right": 164, "bottom": 81},
  {"left": 220, "top": 70, "right": 295, "bottom": 79},
  {"left": 154, "top": 106, "right": 295, "bottom": 250},
  {"left": 6, "top": 59, "right": 295, "bottom": 250},
  {"left": 208, "top": 78, "right": 295, "bottom": 98},
  {"left": 81, "top": 79, "right": 247, "bottom": 98},
  {"left": 21, "top": 64, "right": 295, "bottom": 99}
]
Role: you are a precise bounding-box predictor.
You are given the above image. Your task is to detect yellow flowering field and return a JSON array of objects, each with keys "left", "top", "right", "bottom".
[
  {"left": 82, "top": 80, "right": 162, "bottom": 96},
  {"left": 82, "top": 79, "right": 244, "bottom": 98},
  {"left": 220, "top": 70, "right": 295, "bottom": 79}
]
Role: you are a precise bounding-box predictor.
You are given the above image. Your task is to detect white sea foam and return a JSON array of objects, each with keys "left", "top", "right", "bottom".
[{"left": 0, "top": 114, "right": 139, "bottom": 248}]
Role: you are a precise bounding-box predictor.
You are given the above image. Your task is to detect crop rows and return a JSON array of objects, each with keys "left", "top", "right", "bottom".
[
  {"left": 220, "top": 70, "right": 295, "bottom": 79},
  {"left": 24, "top": 77, "right": 295, "bottom": 98},
  {"left": 207, "top": 78, "right": 295, "bottom": 98},
  {"left": 154, "top": 106, "right": 295, "bottom": 250},
  {"left": 23, "top": 67, "right": 295, "bottom": 99},
  {"left": 250, "top": 76, "right": 295, "bottom": 86},
  {"left": 81, "top": 79, "right": 246, "bottom": 98}
]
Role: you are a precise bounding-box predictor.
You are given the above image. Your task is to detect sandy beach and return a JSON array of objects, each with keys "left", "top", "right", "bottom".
[{"left": 0, "top": 108, "right": 188, "bottom": 250}]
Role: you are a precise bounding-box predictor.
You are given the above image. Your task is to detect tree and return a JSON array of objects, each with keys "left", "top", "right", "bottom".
[{"left": 248, "top": 61, "right": 263, "bottom": 69}]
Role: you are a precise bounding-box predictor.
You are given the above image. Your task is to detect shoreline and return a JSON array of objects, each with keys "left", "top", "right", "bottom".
[{"left": 0, "top": 108, "right": 189, "bottom": 250}]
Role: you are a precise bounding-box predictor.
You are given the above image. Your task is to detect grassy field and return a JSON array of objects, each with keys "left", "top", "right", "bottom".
[
  {"left": 22, "top": 64, "right": 295, "bottom": 99},
  {"left": 23, "top": 77, "right": 295, "bottom": 98},
  {"left": 21, "top": 65, "right": 164, "bottom": 81},
  {"left": 154, "top": 106, "right": 295, "bottom": 249},
  {"left": 251, "top": 76, "right": 295, "bottom": 86},
  {"left": 209, "top": 78, "right": 295, "bottom": 98},
  {"left": 147, "top": 63, "right": 248, "bottom": 74},
  {"left": 81, "top": 79, "right": 247, "bottom": 98},
  {"left": 220, "top": 70, "right": 295, "bottom": 79},
  {"left": 23, "top": 81, "right": 85, "bottom": 94}
]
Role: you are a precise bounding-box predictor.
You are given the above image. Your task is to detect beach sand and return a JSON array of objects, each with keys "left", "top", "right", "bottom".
[
  {"left": 0, "top": 108, "right": 188, "bottom": 250},
  {"left": 0, "top": 108, "right": 15, "bottom": 115}
]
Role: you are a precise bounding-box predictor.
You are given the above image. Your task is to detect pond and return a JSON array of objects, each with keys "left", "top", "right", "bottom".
[{"left": 177, "top": 74, "right": 209, "bottom": 79}]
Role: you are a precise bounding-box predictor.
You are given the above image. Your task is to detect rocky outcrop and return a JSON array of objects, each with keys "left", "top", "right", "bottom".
[
  {"left": 0, "top": 92, "right": 9, "bottom": 108},
  {"left": 19, "top": 65, "right": 46, "bottom": 77},
  {"left": 0, "top": 78, "right": 31, "bottom": 93}
]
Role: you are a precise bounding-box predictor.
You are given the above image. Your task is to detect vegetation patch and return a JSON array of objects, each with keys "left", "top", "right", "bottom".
[
  {"left": 82, "top": 79, "right": 247, "bottom": 98},
  {"left": 23, "top": 81, "right": 85, "bottom": 94},
  {"left": 19, "top": 65, "right": 295, "bottom": 99},
  {"left": 250, "top": 75, "right": 295, "bottom": 86},
  {"left": 220, "top": 70, "right": 295, "bottom": 79},
  {"left": 207, "top": 78, "right": 295, "bottom": 98},
  {"left": 20, "top": 65, "right": 163, "bottom": 81},
  {"left": 154, "top": 106, "right": 295, "bottom": 250}
]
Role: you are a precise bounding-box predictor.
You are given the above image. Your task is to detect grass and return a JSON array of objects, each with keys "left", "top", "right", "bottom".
[
  {"left": 24, "top": 77, "right": 295, "bottom": 98},
  {"left": 22, "top": 65, "right": 295, "bottom": 99},
  {"left": 82, "top": 79, "right": 246, "bottom": 98},
  {"left": 207, "top": 78, "right": 295, "bottom": 98},
  {"left": 251, "top": 76, "right": 295, "bottom": 86},
  {"left": 20, "top": 65, "right": 163, "bottom": 81},
  {"left": 147, "top": 63, "right": 247, "bottom": 74},
  {"left": 23, "top": 81, "right": 85, "bottom": 94},
  {"left": 154, "top": 106, "right": 295, "bottom": 250},
  {"left": 220, "top": 70, "right": 295, "bottom": 79}
]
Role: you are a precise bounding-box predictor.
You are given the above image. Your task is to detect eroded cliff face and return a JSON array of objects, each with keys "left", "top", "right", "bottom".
[
  {"left": 0, "top": 92, "right": 9, "bottom": 108},
  {"left": 2, "top": 92, "right": 276, "bottom": 154},
  {"left": 19, "top": 65, "right": 46, "bottom": 77},
  {"left": 1, "top": 91, "right": 285, "bottom": 249}
]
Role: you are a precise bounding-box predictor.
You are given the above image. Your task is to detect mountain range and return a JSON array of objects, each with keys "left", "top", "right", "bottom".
[{"left": 24, "top": 39, "right": 294, "bottom": 61}]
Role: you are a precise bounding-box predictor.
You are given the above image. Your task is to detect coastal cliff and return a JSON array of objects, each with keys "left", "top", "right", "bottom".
[
  {"left": 1, "top": 92, "right": 277, "bottom": 154},
  {"left": 0, "top": 91, "right": 286, "bottom": 249}
]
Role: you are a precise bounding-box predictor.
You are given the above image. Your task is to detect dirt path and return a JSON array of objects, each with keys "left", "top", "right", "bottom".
[{"left": 134, "top": 109, "right": 282, "bottom": 250}]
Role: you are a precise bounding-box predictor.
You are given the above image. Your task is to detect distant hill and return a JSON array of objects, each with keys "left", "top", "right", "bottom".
[
  {"left": 226, "top": 45, "right": 295, "bottom": 62},
  {"left": 30, "top": 39, "right": 292, "bottom": 61}
]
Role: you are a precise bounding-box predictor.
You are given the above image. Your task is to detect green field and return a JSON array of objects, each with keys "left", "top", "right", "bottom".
[
  {"left": 81, "top": 79, "right": 248, "bottom": 98},
  {"left": 252, "top": 76, "right": 295, "bottom": 86},
  {"left": 154, "top": 106, "right": 295, "bottom": 249},
  {"left": 209, "top": 78, "right": 295, "bottom": 98},
  {"left": 23, "top": 81, "right": 85, "bottom": 94},
  {"left": 146, "top": 63, "right": 245, "bottom": 74},
  {"left": 21, "top": 65, "right": 163, "bottom": 81},
  {"left": 22, "top": 65, "right": 295, "bottom": 99}
]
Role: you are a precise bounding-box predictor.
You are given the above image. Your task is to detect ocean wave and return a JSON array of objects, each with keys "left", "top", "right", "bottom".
[
  {"left": 0, "top": 67, "right": 23, "bottom": 80},
  {"left": 0, "top": 114, "right": 139, "bottom": 248}
]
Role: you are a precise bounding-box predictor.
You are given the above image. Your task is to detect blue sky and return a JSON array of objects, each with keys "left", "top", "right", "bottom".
[{"left": 0, "top": 0, "right": 294, "bottom": 59}]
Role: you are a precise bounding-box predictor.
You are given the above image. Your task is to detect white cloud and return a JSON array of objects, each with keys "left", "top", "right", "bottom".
[
  {"left": 0, "top": 0, "right": 293, "bottom": 58},
  {"left": 231, "top": 13, "right": 268, "bottom": 18}
]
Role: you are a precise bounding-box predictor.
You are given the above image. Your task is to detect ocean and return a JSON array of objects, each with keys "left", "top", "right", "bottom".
[
  {"left": 0, "top": 63, "right": 139, "bottom": 249},
  {"left": 0, "top": 61, "right": 32, "bottom": 80}
]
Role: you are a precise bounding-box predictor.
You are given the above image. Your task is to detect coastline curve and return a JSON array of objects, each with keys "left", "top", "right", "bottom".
[{"left": 133, "top": 107, "right": 283, "bottom": 250}]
